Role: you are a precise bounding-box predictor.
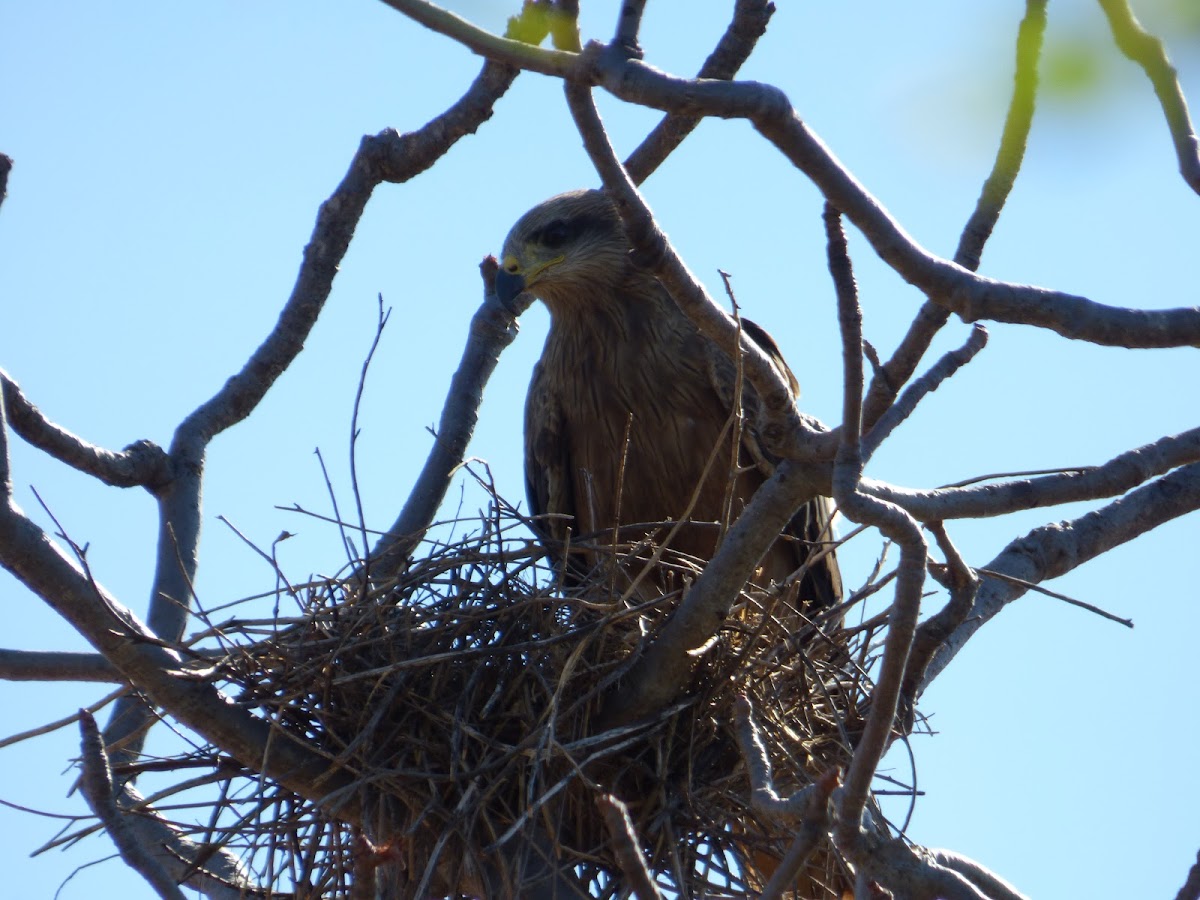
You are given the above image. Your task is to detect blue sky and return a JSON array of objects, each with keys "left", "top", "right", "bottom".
[{"left": 1, "top": 1, "right": 1197, "bottom": 897}]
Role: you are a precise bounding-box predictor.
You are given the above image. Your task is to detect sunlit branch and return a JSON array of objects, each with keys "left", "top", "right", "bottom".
[
  {"left": 382, "top": 0, "right": 1200, "bottom": 350},
  {"left": 1098, "top": 0, "right": 1200, "bottom": 194},
  {"left": 611, "top": 0, "right": 647, "bottom": 56},
  {"left": 825, "top": 203, "right": 926, "bottom": 837},
  {"left": 863, "top": 427, "right": 1200, "bottom": 521},
  {"left": 102, "top": 53, "right": 521, "bottom": 771},
  {"left": 850, "top": 0, "right": 1044, "bottom": 428},
  {"left": 597, "top": 794, "right": 663, "bottom": 900},
  {"left": 78, "top": 710, "right": 189, "bottom": 900},
  {"left": 862, "top": 325, "right": 988, "bottom": 462},
  {"left": 0, "top": 648, "right": 124, "bottom": 683},
  {"left": 370, "top": 258, "right": 533, "bottom": 575},
  {"left": 923, "top": 461, "right": 1200, "bottom": 689},
  {"left": 931, "top": 849, "right": 1030, "bottom": 900},
  {"left": 0, "top": 371, "right": 172, "bottom": 489},
  {"left": 624, "top": 0, "right": 775, "bottom": 184}
]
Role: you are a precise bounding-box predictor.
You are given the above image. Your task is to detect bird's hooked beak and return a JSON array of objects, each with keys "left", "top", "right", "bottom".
[
  {"left": 495, "top": 253, "right": 565, "bottom": 310},
  {"left": 495, "top": 257, "right": 527, "bottom": 311}
]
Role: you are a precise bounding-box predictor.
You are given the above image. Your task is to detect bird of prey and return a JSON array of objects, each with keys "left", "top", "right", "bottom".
[{"left": 495, "top": 189, "right": 841, "bottom": 614}]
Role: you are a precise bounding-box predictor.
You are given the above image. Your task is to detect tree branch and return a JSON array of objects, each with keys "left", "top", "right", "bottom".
[
  {"left": 0, "top": 648, "right": 124, "bottom": 682},
  {"left": 369, "top": 258, "right": 532, "bottom": 575},
  {"left": 1175, "top": 846, "right": 1200, "bottom": 900},
  {"left": 78, "top": 710, "right": 189, "bottom": 900},
  {"left": 611, "top": 0, "right": 647, "bottom": 57},
  {"left": 922, "top": 461, "right": 1200, "bottom": 690},
  {"left": 382, "top": 0, "right": 1200, "bottom": 349},
  {"left": 823, "top": 204, "right": 927, "bottom": 838},
  {"left": 102, "top": 55, "right": 520, "bottom": 770},
  {"left": 1098, "top": 0, "right": 1200, "bottom": 195},
  {"left": 601, "top": 458, "right": 825, "bottom": 726},
  {"left": 623, "top": 0, "right": 775, "bottom": 184},
  {"left": 863, "top": 426, "right": 1200, "bottom": 521},
  {"left": 0, "top": 371, "right": 173, "bottom": 489},
  {"left": 0, "top": 493, "right": 357, "bottom": 818},
  {"left": 861, "top": 324, "right": 988, "bottom": 462},
  {"left": 0, "top": 153, "right": 11, "bottom": 213},
  {"left": 859, "top": 0, "right": 1046, "bottom": 429},
  {"left": 899, "top": 523, "right": 979, "bottom": 723},
  {"left": 931, "top": 849, "right": 1030, "bottom": 900}
]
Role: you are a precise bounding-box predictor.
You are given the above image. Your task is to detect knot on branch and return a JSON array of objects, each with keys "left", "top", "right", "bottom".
[{"left": 122, "top": 440, "right": 174, "bottom": 492}]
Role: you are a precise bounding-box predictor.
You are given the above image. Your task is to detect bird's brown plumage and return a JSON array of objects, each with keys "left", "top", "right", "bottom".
[{"left": 497, "top": 189, "right": 841, "bottom": 613}]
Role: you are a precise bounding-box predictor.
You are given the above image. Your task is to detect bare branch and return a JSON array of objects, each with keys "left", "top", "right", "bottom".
[
  {"left": 78, "top": 710, "right": 189, "bottom": 900},
  {"left": 1098, "top": 0, "right": 1200, "bottom": 194},
  {"left": 899, "top": 523, "right": 979, "bottom": 722},
  {"left": 0, "top": 153, "right": 11, "bottom": 213},
  {"left": 732, "top": 699, "right": 840, "bottom": 900},
  {"left": 0, "top": 376, "right": 11, "bottom": 499},
  {"left": 0, "top": 687, "right": 127, "bottom": 750},
  {"left": 1175, "top": 846, "right": 1200, "bottom": 900},
  {"left": 854, "top": 0, "right": 1044, "bottom": 427},
  {"left": 0, "top": 494, "right": 356, "bottom": 817},
  {"left": 931, "top": 849, "right": 1031, "bottom": 900},
  {"left": 0, "top": 648, "right": 124, "bottom": 683},
  {"left": 624, "top": 0, "right": 775, "bottom": 184},
  {"left": 850, "top": 833, "right": 997, "bottom": 900},
  {"left": 863, "top": 426, "right": 1200, "bottom": 522},
  {"left": 923, "top": 461, "right": 1200, "bottom": 689},
  {"left": 759, "top": 801, "right": 836, "bottom": 900},
  {"left": 824, "top": 203, "right": 927, "bottom": 836},
  {"left": 862, "top": 325, "right": 988, "bottom": 461},
  {"left": 103, "top": 55, "right": 520, "bottom": 770},
  {"left": 0, "top": 371, "right": 172, "bottom": 489},
  {"left": 113, "top": 781, "right": 259, "bottom": 900},
  {"left": 370, "top": 257, "right": 532, "bottom": 576},
  {"left": 596, "top": 794, "right": 663, "bottom": 900},
  {"left": 975, "top": 566, "right": 1133, "bottom": 627},
  {"left": 383, "top": 1, "right": 1200, "bottom": 350},
  {"left": 733, "top": 695, "right": 817, "bottom": 818},
  {"left": 611, "top": 0, "right": 647, "bottom": 57}
]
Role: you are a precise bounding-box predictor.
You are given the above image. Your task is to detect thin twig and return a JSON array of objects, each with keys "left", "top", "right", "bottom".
[
  {"left": 350, "top": 293, "right": 392, "bottom": 587},
  {"left": 0, "top": 687, "right": 127, "bottom": 749},
  {"left": 924, "top": 462, "right": 1200, "bottom": 689},
  {"left": 976, "top": 566, "right": 1133, "bottom": 627}
]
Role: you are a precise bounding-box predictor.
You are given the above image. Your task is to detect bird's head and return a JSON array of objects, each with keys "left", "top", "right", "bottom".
[{"left": 496, "top": 189, "right": 630, "bottom": 310}]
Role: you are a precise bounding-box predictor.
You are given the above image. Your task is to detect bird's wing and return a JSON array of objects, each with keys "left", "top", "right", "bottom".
[
  {"left": 705, "top": 317, "right": 843, "bottom": 611},
  {"left": 524, "top": 360, "right": 575, "bottom": 547}
]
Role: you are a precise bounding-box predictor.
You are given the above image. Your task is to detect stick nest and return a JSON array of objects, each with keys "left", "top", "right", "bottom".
[{"left": 197, "top": 504, "right": 881, "bottom": 898}]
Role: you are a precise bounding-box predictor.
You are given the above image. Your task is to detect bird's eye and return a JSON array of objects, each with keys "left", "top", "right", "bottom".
[{"left": 538, "top": 220, "right": 573, "bottom": 249}]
